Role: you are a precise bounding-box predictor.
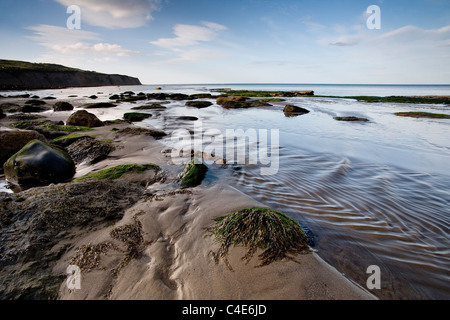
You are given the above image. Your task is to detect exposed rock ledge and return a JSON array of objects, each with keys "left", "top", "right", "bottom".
[{"left": 0, "top": 60, "right": 141, "bottom": 90}]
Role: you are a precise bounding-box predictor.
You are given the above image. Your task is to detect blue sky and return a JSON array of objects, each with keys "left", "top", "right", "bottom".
[{"left": 0, "top": 0, "right": 449, "bottom": 84}]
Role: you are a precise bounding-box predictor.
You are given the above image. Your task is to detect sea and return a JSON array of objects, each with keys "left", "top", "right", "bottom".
[{"left": 1, "top": 83, "right": 449, "bottom": 299}]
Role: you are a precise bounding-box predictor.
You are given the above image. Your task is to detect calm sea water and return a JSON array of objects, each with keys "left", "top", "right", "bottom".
[{"left": 1, "top": 83, "right": 449, "bottom": 299}]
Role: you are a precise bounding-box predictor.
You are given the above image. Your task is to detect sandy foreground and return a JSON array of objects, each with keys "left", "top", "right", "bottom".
[{"left": 1, "top": 100, "right": 376, "bottom": 300}]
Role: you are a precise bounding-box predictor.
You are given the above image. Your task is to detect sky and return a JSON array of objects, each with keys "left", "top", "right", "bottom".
[{"left": 0, "top": 0, "right": 449, "bottom": 84}]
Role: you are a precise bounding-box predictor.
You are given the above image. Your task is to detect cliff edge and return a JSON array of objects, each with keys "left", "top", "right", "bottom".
[{"left": 0, "top": 60, "right": 141, "bottom": 90}]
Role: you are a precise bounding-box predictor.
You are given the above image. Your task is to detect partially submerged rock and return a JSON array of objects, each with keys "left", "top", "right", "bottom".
[
  {"left": 53, "top": 101, "right": 74, "bottom": 112},
  {"left": 84, "top": 102, "right": 116, "bottom": 109},
  {"left": 179, "top": 159, "right": 208, "bottom": 189},
  {"left": 3, "top": 140, "right": 75, "bottom": 187},
  {"left": 334, "top": 116, "right": 369, "bottom": 122},
  {"left": 185, "top": 101, "right": 213, "bottom": 108},
  {"left": 115, "top": 127, "right": 167, "bottom": 138},
  {"left": 283, "top": 105, "right": 310, "bottom": 117},
  {"left": 67, "top": 110, "right": 103, "bottom": 128},
  {"left": 123, "top": 112, "right": 152, "bottom": 122}
]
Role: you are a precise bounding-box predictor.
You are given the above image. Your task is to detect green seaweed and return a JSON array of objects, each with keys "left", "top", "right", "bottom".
[
  {"left": 208, "top": 207, "right": 310, "bottom": 268},
  {"left": 131, "top": 104, "right": 167, "bottom": 110},
  {"left": 179, "top": 160, "right": 208, "bottom": 189},
  {"left": 75, "top": 164, "right": 160, "bottom": 182},
  {"left": 394, "top": 112, "right": 450, "bottom": 119},
  {"left": 123, "top": 112, "right": 152, "bottom": 122}
]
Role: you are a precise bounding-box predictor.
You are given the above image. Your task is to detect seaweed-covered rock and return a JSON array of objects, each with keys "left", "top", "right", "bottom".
[
  {"left": 216, "top": 96, "right": 247, "bottom": 105},
  {"left": 0, "top": 130, "right": 47, "bottom": 171},
  {"left": 179, "top": 159, "right": 208, "bottom": 189},
  {"left": 66, "top": 137, "right": 115, "bottom": 165},
  {"left": 67, "top": 110, "right": 103, "bottom": 127},
  {"left": 3, "top": 140, "right": 75, "bottom": 186},
  {"left": 0, "top": 103, "right": 21, "bottom": 113},
  {"left": 185, "top": 101, "right": 213, "bottom": 108},
  {"left": 334, "top": 116, "right": 369, "bottom": 122},
  {"left": 283, "top": 105, "right": 310, "bottom": 115},
  {"left": 123, "top": 112, "right": 152, "bottom": 122},
  {"left": 115, "top": 127, "right": 167, "bottom": 138},
  {"left": 53, "top": 101, "right": 74, "bottom": 111}
]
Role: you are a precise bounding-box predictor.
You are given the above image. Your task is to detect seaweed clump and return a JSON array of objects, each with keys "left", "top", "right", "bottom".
[{"left": 208, "top": 207, "right": 310, "bottom": 268}]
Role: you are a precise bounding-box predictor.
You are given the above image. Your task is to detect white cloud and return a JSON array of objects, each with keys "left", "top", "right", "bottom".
[
  {"left": 54, "top": 0, "right": 161, "bottom": 29},
  {"left": 27, "top": 24, "right": 138, "bottom": 57},
  {"left": 150, "top": 22, "right": 227, "bottom": 48}
]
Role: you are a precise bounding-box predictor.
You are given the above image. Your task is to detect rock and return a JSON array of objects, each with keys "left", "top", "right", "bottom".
[
  {"left": 155, "top": 87, "right": 162, "bottom": 90},
  {"left": 3, "top": 140, "right": 75, "bottom": 186},
  {"left": 53, "top": 101, "right": 74, "bottom": 111},
  {"left": 25, "top": 99, "right": 46, "bottom": 106},
  {"left": 147, "top": 93, "right": 167, "bottom": 100},
  {"left": 67, "top": 110, "right": 103, "bottom": 127},
  {"left": 334, "top": 116, "right": 369, "bottom": 122},
  {"left": 0, "top": 107, "right": 4, "bottom": 119},
  {"left": 185, "top": 101, "right": 213, "bottom": 108},
  {"left": 123, "top": 112, "right": 152, "bottom": 122},
  {"left": 109, "top": 94, "right": 120, "bottom": 100},
  {"left": 51, "top": 134, "right": 93, "bottom": 148},
  {"left": 42, "top": 96, "right": 57, "bottom": 100},
  {"left": 177, "top": 116, "right": 198, "bottom": 121},
  {"left": 179, "top": 159, "right": 208, "bottom": 189},
  {"left": 66, "top": 137, "right": 115, "bottom": 165},
  {"left": 30, "top": 95, "right": 40, "bottom": 99},
  {"left": 283, "top": 105, "right": 310, "bottom": 116},
  {"left": 22, "top": 105, "right": 51, "bottom": 113},
  {"left": 88, "top": 95, "right": 98, "bottom": 99},
  {"left": 0, "top": 130, "right": 47, "bottom": 170},
  {"left": 190, "top": 93, "right": 213, "bottom": 99},
  {"left": 216, "top": 96, "right": 247, "bottom": 105},
  {"left": 115, "top": 127, "right": 167, "bottom": 138},
  {"left": 0, "top": 179, "right": 144, "bottom": 299},
  {"left": 131, "top": 104, "right": 167, "bottom": 110},
  {"left": 169, "top": 93, "right": 192, "bottom": 100},
  {"left": 0, "top": 103, "right": 22, "bottom": 113},
  {"left": 84, "top": 102, "right": 116, "bottom": 109}
]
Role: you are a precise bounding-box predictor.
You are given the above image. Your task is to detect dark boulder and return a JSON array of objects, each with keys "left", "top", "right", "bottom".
[
  {"left": 123, "top": 112, "right": 152, "bottom": 122},
  {"left": 84, "top": 102, "right": 116, "bottom": 109},
  {"left": 179, "top": 159, "right": 208, "bottom": 189},
  {"left": 3, "top": 140, "right": 75, "bottom": 186},
  {"left": 0, "top": 130, "right": 47, "bottom": 171},
  {"left": 185, "top": 101, "right": 213, "bottom": 108},
  {"left": 53, "top": 102, "right": 74, "bottom": 111}
]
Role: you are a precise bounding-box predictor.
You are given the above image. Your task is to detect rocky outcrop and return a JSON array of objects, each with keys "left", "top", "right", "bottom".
[
  {"left": 3, "top": 140, "right": 75, "bottom": 187},
  {"left": 0, "top": 179, "right": 145, "bottom": 299},
  {"left": 0, "top": 60, "right": 141, "bottom": 90},
  {"left": 67, "top": 110, "right": 103, "bottom": 128}
]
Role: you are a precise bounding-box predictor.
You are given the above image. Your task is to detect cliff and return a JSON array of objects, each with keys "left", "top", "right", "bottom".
[{"left": 0, "top": 60, "right": 141, "bottom": 90}]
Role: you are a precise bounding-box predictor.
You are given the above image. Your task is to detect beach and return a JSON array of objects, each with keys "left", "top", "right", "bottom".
[
  {"left": 1, "top": 85, "right": 449, "bottom": 300},
  {"left": 0, "top": 88, "right": 380, "bottom": 300}
]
